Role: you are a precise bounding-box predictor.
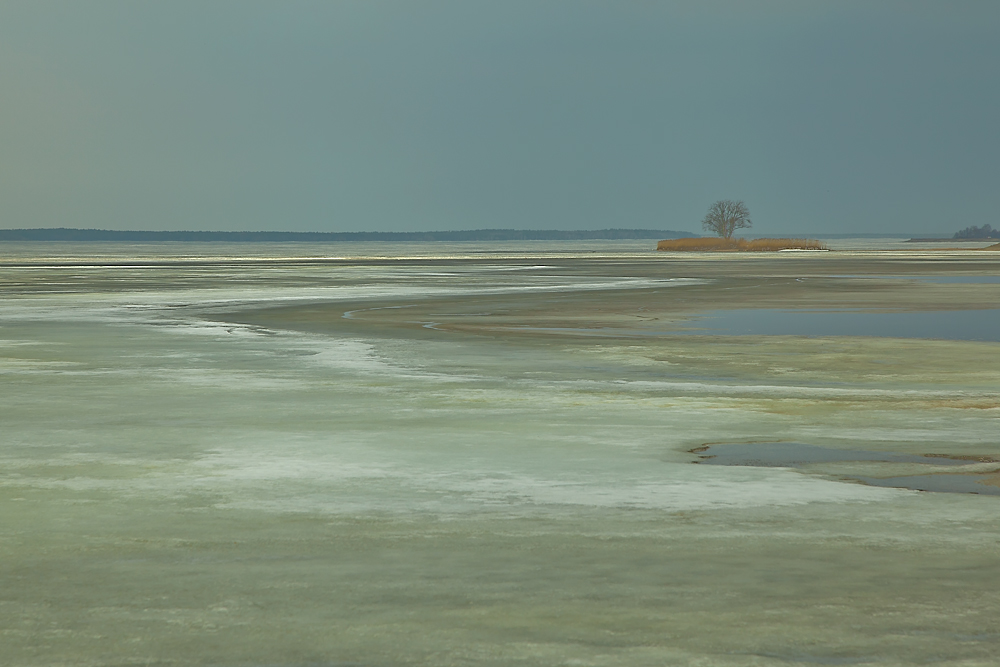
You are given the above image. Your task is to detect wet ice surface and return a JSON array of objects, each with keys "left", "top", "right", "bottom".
[
  {"left": 2, "top": 242, "right": 1000, "bottom": 666},
  {"left": 496, "top": 307, "right": 1000, "bottom": 342},
  {"left": 827, "top": 274, "right": 1000, "bottom": 283}
]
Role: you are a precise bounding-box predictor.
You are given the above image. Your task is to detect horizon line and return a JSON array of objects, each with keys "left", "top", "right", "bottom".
[
  {"left": 0, "top": 227, "right": 696, "bottom": 242},
  {"left": 0, "top": 227, "right": 954, "bottom": 241}
]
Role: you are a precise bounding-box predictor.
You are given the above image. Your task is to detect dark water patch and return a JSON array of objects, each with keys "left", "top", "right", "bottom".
[
  {"left": 693, "top": 443, "right": 1000, "bottom": 496},
  {"left": 692, "top": 442, "right": 979, "bottom": 468},
  {"left": 854, "top": 474, "right": 1000, "bottom": 496},
  {"left": 681, "top": 308, "right": 1000, "bottom": 341},
  {"left": 508, "top": 308, "right": 1000, "bottom": 341}
]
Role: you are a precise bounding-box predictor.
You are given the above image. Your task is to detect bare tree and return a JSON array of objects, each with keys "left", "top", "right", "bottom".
[{"left": 702, "top": 200, "right": 751, "bottom": 239}]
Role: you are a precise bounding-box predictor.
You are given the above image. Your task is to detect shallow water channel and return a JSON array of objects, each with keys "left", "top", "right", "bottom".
[{"left": 682, "top": 307, "right": 1000, "bottom": 340}]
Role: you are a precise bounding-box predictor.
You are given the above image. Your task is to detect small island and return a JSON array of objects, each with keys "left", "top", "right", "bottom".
[{"left": 658, "top": 200, "right": 825, "bottom": 251}]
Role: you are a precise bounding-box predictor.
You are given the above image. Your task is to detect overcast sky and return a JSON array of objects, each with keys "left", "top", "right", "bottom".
[{"left": 1, "top": 1, "right": 997, "bottom": 234}]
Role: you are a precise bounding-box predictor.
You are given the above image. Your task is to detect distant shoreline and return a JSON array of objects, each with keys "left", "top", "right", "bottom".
[
  {"left": 904, "top": 238, "right": 1000, "bottom": 243},
  {"left": 0, "top": 228, "right": 694, "bottom": 242}
]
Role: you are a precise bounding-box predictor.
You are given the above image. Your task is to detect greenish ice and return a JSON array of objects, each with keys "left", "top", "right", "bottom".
[{"left": 1, "top": 241, "right": 999, "bottom": 666}]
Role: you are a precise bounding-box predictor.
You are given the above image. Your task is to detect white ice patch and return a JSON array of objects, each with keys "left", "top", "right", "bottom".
[
  {"left": 146, "top": 319, "right": 272, "bottom": 338},
  {"left": 168, "top": 448, "right": 901, "bottom": 514},
  {"left": 282, "top": 332, "right": 480, "bottom": 381},
  {"left": 0, "top": 339, "right": 51, "bottom": 348},
  {"left": 163, "top": 368, "right": 307, "bottom": 390},
  {"left": 297, "top": 337, "right": 400, "bottom": 375},
  {"left": 190, "top": 448, "right": 393, "bottom": 482},
  {"left": 0, "top": 359, "right": 82, "bottom": 374}
]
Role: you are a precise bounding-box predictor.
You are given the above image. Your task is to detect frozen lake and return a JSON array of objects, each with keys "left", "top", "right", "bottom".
[{"left": 2, "top": 241, "right": 999, "bottom": 666}]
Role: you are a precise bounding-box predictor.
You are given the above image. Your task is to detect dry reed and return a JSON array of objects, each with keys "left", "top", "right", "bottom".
[{"left": 657, "top": 237, "right": 827, "bottom": 252}]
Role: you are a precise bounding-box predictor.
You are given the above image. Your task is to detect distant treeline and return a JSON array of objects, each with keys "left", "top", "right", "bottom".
[
  {"left": 953, "top": 224, "right": 999, "bottom": 240},
  {"left": 0, "top": 228, "right": 694, "bottom": 242}
]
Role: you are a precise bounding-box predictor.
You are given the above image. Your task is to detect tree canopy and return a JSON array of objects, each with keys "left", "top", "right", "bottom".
[
  {"left": 953, "top": 224, "right": 997, "bottom": 239},
  {"left": 702, "top": 200, "right": 751, "bottom": 239}
]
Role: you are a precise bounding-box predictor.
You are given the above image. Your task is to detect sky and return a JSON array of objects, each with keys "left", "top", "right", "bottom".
[{"left": 1, "top": 1, "right": 997, "bottom": 235}]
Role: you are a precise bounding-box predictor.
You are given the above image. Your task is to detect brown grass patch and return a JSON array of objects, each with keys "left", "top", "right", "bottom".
[
  {"left": 657, "top": 237, "right": 827, "bottom": 252},
  {"left": 984, "top": 242, "right": 1000, "bottom": 250}
]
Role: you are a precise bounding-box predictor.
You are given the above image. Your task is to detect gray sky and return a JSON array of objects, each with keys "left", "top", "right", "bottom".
[{"left": 1, "top": 1, "right": 997, "bottom": 234}]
